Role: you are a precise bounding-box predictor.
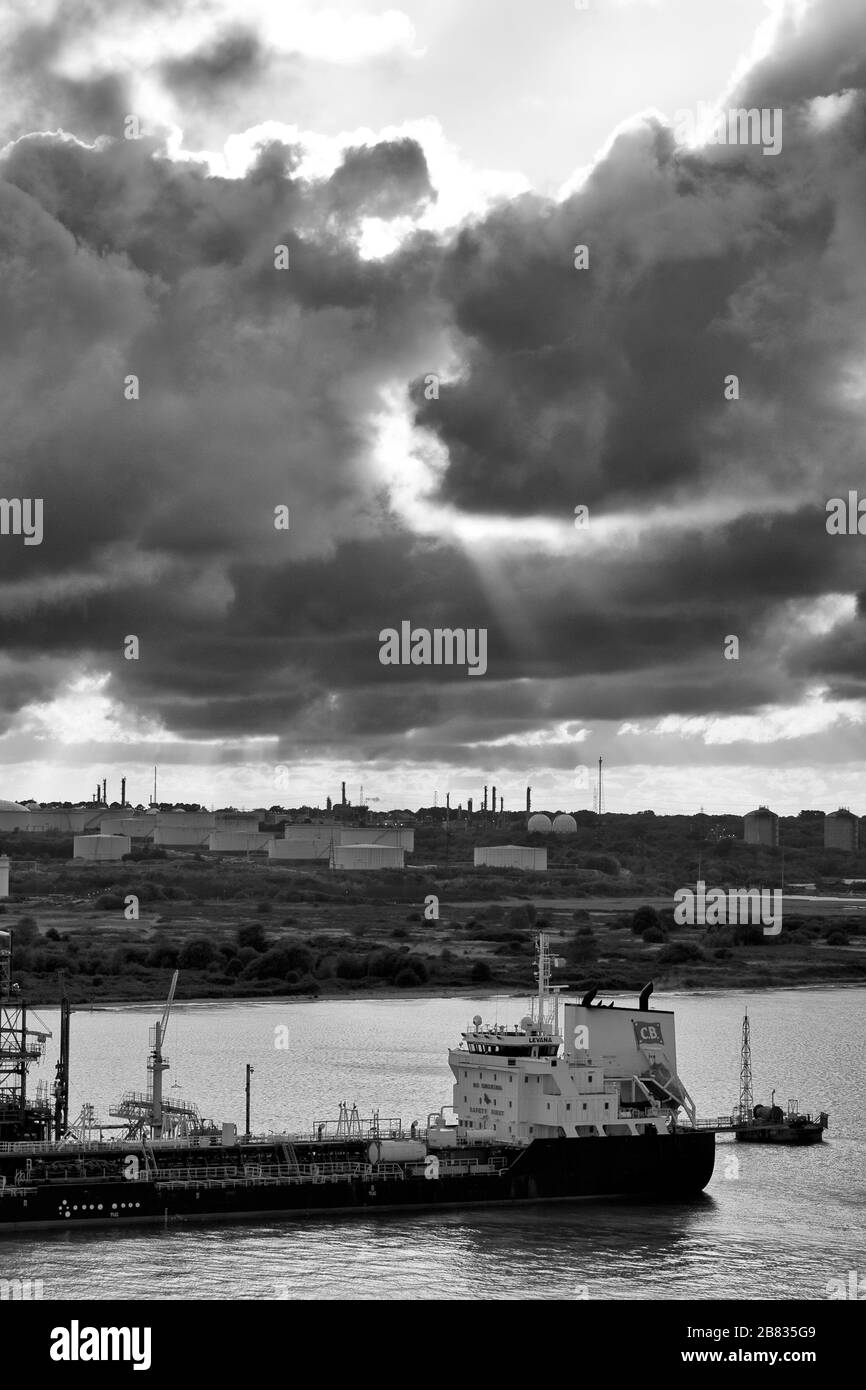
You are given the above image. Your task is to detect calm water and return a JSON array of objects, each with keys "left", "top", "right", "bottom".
[{"left": 2, "top": 989, "right": 864, "bottom": 1300}]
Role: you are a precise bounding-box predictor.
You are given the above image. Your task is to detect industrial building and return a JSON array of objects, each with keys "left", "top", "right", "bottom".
[
  {"left": 552, "top": 814, "right": 577, "bottom": 835},
  {"left": 73, "top": 834, "right": 131, "bottom": 861},
  {"left": 333, "top": 844, "right": 405, "bottom": 871},
  {"left": 824, "top": 809, "right": 859, "bottom": 852},
  {"left": 526, "top": 814, "right": 552, "bottom": 835},
  {"left": 743, "top": 807, "right": 780, "bottom": 847},
  {"left": 0, "top": 800, "right": 30, "bottom": 832},
  {"left": 474, "top": 845, "right": 547, "bottom": 871}
]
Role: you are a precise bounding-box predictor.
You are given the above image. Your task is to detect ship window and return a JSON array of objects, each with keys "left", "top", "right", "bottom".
[
  {"left": 582, "top": 1104, "right": 587, "bottom": 1111},
  {"left": 604, "top": 1103, "right": 609, "bottom": 1110},
  {"left": 588, "top": 1075, "right": 593, "bottom": 1083},
  {"left": 566, "top": 1104, "right": 571, "bottom": 1111}
]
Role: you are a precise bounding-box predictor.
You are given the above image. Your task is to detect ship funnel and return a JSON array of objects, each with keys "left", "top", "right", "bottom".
[{"left": 639, "top": 981, "right": 654, "bottom": 1011}]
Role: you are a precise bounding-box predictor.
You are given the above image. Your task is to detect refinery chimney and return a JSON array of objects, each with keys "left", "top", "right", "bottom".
[
  {"left": 341, "top": 782, "right": 346, "bottom": 806},
  {"left": 121, "top": 777, "right": 126, "bottom": 807}
]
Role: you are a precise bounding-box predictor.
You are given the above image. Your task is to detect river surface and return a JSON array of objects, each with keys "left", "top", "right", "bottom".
[{"left": 2, "top": 989, "right": 864, "bottom": 1300}]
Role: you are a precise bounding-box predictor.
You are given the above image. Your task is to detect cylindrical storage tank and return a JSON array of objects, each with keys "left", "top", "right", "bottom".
[
  {"left": 73, "top": 834, "right": 131, "bottom": 861},
  {"left": 474, "top": 845, "right": 547, "bottom": 871},
  {"left": 552, "top": 814, "right": 577, "bottom": 835},
  {"left": 333, "top": 844, "right": 405, "bottom": 871},
  {"left": 824, "top": 809, "right": 859, "bottom": 852},
  {"left": 743, "top": 807, "right": 779, "bottom": 846},
  {"left": 527, "top": 813, "right": 552, "bottom": 835},
  {"left": 465, "top": 1129, "right": 498, "bottom": 1143},
  {"left": 153, "top": 827, "right": 211, "bottom": 847},
  {"left": 367, "top": 1140, "right": 427, "bottom": 1165},
  {"left": 154, "top": 812, "right": 215, "bottom": 829},
  {"left": 268, "top": 838, "right": 330, "bottom": 860},
  {"left": 0, "top": 855, "right": 9, "bottom": 898},
  {"left": 209, "top": 832, "right": 274, "bottom": 854},
  {"left": 334, "top": 827, "right": 415, "bottom": 850}
]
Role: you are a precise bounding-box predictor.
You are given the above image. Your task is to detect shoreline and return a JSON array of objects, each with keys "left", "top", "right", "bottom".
[{"left": 56, "top": 977, "right": 866, "bottom": 1012}]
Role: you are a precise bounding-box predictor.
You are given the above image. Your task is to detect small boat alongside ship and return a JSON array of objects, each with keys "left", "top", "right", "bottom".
[
  {"left": 731, "top": 1011, "right": 828, "bottom": 1146},
  {"left": 0, "top": 929, "right": 719, "bottom": 1232}
]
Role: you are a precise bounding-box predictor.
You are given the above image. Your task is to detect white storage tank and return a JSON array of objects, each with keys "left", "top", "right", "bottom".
[
  {"left": 29, "top": 807, "right": 101, "bottom": 833},
  {"left": 215, "top": 814, "right": 262, "bottom": 833},
  {"left": 0, "top": 799, "right": 31, "bottom": 832},
  {"left": 268, "top": 838, "right": 331, "bottom": 860},
  {"left": 209, "top": 832, "right": 274, "bottom": 854},
  {"left": 99, "top": 816, "right": 155, "bottom": 838},
  {"left": 334, "top": 827, "right": 415, "bottom": 851},
  {"left": 552, "top": 813, "right": 577, "bottom": 835},
  {"left": 367, "top": 1140, "right": 426, "bottom": 1165},
  {"left": 527, "top": 813, "right": 552, "bottom": 835},
  {"left": 154, "top": 812, "right": 216, "bottom": 831},
  {"left": 153, "top": 826, "right": 211, "bottom": 848},
  {"left": 333, "top": 844, "right": 405, "bottom": 871},
  {"left": 474, "top": 845, "right": 547, "bottom": 871},
  {"left": 73, "top": 834, "right": 131, "bottom": 861},
  {"left": 0, "top": 855, "right": 9, "bottom": 898}
]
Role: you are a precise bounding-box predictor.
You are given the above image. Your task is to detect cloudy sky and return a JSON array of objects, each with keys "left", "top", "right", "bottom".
[{"left": 1, "top": 0, "right": 866, "bottom": 815}]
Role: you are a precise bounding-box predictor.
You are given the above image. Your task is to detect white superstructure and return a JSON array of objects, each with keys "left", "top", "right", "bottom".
[{"left": 449, "top": 935, "right": 695, "bottom": 1146}]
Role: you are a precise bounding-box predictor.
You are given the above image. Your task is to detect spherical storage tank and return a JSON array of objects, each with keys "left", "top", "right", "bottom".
[
  {"left": 552, "top": 814, "right": 577, "bottom": 835},
  {"left": 527, "top": 814, "right": 552, "bottom": 835},
  {"left": 0, "top": 799, "right": 31, "bottom": 831}
]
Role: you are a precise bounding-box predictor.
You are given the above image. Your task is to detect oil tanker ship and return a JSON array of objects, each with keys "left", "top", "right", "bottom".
[{"left": 0, "top": 930, "right": 715, "bottom": 1232}]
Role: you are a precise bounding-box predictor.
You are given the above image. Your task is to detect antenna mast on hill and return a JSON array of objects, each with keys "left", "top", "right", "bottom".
[{"left": 597, "top": 757, "right": 604, "bottom": 815}]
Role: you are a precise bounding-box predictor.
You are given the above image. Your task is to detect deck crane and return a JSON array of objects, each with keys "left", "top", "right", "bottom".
[{"left": 149, "top": 970, "right": 178, "bottom": 1139}]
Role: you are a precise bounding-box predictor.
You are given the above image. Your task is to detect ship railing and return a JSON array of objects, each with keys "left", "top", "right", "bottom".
[
  {"left": 150, "top": 1155, "right": 512, "bottom": 1189},
  {"left": 680, "top": 1116, "right": 735, "bottom": 1131}
]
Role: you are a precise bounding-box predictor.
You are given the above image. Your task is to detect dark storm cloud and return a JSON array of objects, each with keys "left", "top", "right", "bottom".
[
  {"left": 411, "top": 96, "right": 864, "bottom": 519},
  {"left": 325, "top": 138, "right": 434, "bottom": 219},
  {"left": 161, "top": 26, "right": 267, "bottom": 98}
]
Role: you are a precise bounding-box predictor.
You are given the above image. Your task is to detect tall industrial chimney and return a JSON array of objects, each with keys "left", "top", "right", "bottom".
[
  {"left": 483, "top": 785, "right": 488, "bottom": 812},
  {"left": 102, "top": 778, "right": 107, "bottom": 804},
  {"left": 468, "top": 797, "right": 473, "bottom": 816},
  {"left": 341, "top": 781, "right": 346, "bottom": 806},
  {"left": 526, "top": 786, "right": 531, "bottom": 815},
  {"left": 492, "top": 786, "right": 497, "bottom": 820},
  {"left": 121, "top": 777, "right": 126, "bottom": 807}
]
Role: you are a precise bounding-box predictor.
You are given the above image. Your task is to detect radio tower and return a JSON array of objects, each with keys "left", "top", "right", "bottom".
[
  {"left": 597, "top": 756, "right": 604, "bottom": 815},
  {"left": 736, "top": 1010, "right": 754, "bottom": 1123}
]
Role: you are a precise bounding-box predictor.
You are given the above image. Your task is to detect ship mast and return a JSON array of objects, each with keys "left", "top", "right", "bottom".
[
  {"left": 737, "top": 1009, "right": 753, "bottom": 1123},
  {"left": 531, "top": 933, "right": 561, "bottom": 1037}
]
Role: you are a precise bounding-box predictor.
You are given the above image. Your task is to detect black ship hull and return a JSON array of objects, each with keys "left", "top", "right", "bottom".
[{"left": 0, "top": 1132, "right": 715, "bottom": 1233}]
